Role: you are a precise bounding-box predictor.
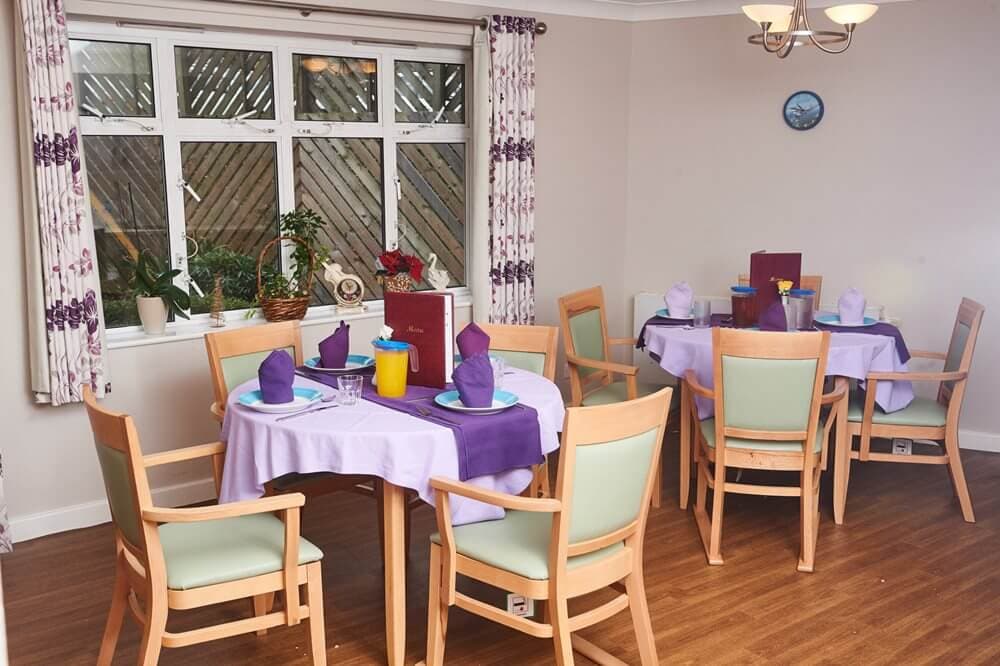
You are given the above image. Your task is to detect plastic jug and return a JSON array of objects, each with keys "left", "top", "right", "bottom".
[{"left": 373, "top": 340, "right": 419, "bottom": 398}]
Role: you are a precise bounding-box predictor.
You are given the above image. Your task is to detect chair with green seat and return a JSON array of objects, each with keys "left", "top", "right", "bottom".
[
  {"left": 421, "top": 387, "right": 673, "bottom": 666},
  {"left": 685, "top": 328, "right": 846, "bottom": 573},
  {"left": 83, "top": 387, "right": 327, "bottom": 666},
  {"left": 840, "top": 298, "right": 985, "bottom": 523}
]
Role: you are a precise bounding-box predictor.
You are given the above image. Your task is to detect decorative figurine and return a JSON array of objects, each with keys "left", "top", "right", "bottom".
[
  {"left": 323, "top": 262, "right": 367, "bottom": 313},
  {"left": 425, "top": 253, "right": 451, "bottom": 291}
]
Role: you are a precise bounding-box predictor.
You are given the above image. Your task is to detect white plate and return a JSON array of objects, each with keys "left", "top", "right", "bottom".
[
  {"left": 238, "top": 387, "right": 323, "bottom": 414},
  {"left": 304, "top": 354, "right": 375, "bottom": 373},
  {"left": 656, "top": 308, "right": 693, "bottom": 320},
  {"left": 815, "top": 314, "right": 879, "bottom": 328},
  {"left": 433, "top": 389, "right": 519, "bottom": 415}
]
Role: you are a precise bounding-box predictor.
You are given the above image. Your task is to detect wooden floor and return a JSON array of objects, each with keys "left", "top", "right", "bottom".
[{"left": 5, "top": 437, "right": 1000, "bottom": 665}]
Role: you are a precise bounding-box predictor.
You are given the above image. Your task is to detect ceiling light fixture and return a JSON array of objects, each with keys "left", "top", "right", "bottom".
[{"left": 742, "top": 2, "right": 879, "bottom": 58}]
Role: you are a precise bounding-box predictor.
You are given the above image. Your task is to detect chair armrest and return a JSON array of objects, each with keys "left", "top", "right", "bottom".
[
  {"left": 682, "top": 370, "right": 715, "bottom": 399},
  {"left": 867, "top": 370, "right": 967, "bottom": 382},
  {"left": 608, "top": 337, "right": 638, "bottom": 347},
  {"left": 566, "top": 353, "right": 639, "bottom": 377},
  {"left": 210, "top": 402, "right": 225, "bottom": 423},
  {"left": 143, "top": 442, "right": 226, "bottom": 468},
  {"left": 142, "top": 492, "right": 305, "bottom": 524},
  {"left": 821, "top": 377, "right": 850, "bottom": 405},
  {"left": 430, "top": 477, "right": 561, "bottom": 513},
  {"left": 910, "top": 349, "right": 947, "bottom": 361}
]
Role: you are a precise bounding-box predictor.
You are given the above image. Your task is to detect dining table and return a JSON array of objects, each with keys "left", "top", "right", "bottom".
[
  {"left": 640, "top": 314, "right": 914, "bottom": 525},
  {"left": 218, "top": 367, "right": 566, "bottom": 666}
]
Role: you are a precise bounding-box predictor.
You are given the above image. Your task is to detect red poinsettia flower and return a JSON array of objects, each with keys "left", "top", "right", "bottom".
[{"left": 377, "top": 249, "right": 424, "bottom": 281}]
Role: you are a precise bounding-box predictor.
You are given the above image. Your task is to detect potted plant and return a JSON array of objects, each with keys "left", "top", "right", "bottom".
[
  {"left": 129, "top": 251, "right": 191, "bottom": 335},
  {"left": 255, "top": 207, "right": 329, "bottom": 322},
  {"left": 375, "top": 249, "right": 424, "bottom": 293}
]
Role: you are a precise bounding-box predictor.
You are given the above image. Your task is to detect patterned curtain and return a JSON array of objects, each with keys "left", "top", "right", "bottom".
[
  {"left": 486, "top": 16, "right": 536, "bottom": 325},
  {"left": 18, "top": 0, "right": 107, "bottom": 406}
]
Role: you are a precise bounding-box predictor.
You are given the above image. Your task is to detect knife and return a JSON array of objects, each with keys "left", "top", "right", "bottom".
[{"left": 275, "top": 404, "right": 340, "bottom": 422}]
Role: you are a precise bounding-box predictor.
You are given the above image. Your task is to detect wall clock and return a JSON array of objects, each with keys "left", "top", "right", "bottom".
[{"left": 783, "top": 91, "right": 824, "bottom": 131}]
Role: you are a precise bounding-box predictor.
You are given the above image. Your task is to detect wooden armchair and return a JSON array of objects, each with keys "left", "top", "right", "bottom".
[
  {"left": 84, "top": 387, "right": 326, "bottom": 665},
  {"left": 687, "top": 328, "right": 844, "bottom": 572},
  {"left": 478, "top": 323, "right": 559, "bottom": 498},
  {"left": 838, "top": 298, "right": 985, "bottom": 523},
  {"left": 420, "top": 388, "right": 673, "bottom": 665}
]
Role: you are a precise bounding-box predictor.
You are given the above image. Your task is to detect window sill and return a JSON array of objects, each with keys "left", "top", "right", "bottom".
[{"left": 106, "top": 288, "right": 472, "bottom": 350}]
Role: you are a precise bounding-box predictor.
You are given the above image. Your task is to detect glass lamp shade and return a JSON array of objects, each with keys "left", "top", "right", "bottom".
[
  {"left": 824, "top": 3, "right": 879, "bottom": 25},
  {"left": 742, "top": 4, "right": 794, "bottom": 26}
]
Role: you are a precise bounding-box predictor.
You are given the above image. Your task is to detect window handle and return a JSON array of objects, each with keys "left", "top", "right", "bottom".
[
  {"left": 178, "top": 177, "right": 202, "bottom": 202},
  {"left": 394, "top": 175, "right": 402, "bottom": 201}
]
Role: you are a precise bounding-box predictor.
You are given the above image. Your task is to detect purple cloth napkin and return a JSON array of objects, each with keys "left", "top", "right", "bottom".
[
  {"left": 636, "top": 313, "right": 733, "bottom": 349},
  {"left": 319, "top": 320, "right": 350, "bottom": 369},
  {"left": 759, "top": 302, "right": 788, "bottom": 332},
  {"left": 838, "top": 288, "right": 867, "bottom": 326},
  {"left": 664, "top": 282, "right": 694, "bottom": 317},
  {"left": 259, "top": 350, "right": 295, "bottom": 404},
  {"left": 814, "top": 320, "right": 911, "bottom": 364},
  {"left": 360, "top": 379, "right": 543, "bottom": 481},
  {"left": 456, "top": 322, "right": 490, "bottom": 360},
  {"left": 452, "top": 352, "right": 494, "bottom": 408}
]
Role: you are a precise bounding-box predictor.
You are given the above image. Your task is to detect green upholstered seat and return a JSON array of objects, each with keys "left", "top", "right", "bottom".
[
  {"left": 699, "top": 418, "right": 824, "bottom": 453},
  {"left": 431, "top": 510, "right": 623, "bottom": 580},
  {"left": 568, "top": 309, "right": 606, "bottom": 378},
  {"left": 582, "top": 381, "right": 672, "bottom": 408},
  {"left": 221, "top": 347, "right": 296, "bottom": 393},
  {"left": 490, "top": 349, "right": 546, "bottom": 376},
  {"left": 847, "top": 391, "right": 947, "bottom": 428},
  {"left": 159, "top": 513, "right": 323, "bottom": 590}
]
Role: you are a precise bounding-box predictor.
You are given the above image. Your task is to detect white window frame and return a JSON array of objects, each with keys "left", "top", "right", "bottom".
[{"left": 71, "top": 20, "right": 472, "bottom": 336}]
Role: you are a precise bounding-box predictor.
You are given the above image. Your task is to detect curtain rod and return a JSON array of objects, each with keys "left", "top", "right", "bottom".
[{"left": 196, "top": 0, "right": 548, "bottom": 34}]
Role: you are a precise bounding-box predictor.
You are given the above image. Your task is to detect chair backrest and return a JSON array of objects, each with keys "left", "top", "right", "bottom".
[
  {"left": 83, "top": 387, "right": 154, "bottom": 559},
  {"left": 712, "top": 328, "right": 829, "bottom": 453},
  {"left": 478, "top": 323, "right": 559, "bottom": 381},
  {"left": 205, "top": 321, "right": 304, "bottom": 407},
  {"left": 551, "top": 387, "right": 673, "bottom": 565},
  {"left": 737, "top": 274, "right": 822, "bottom": 310},
  {"left": 939, "top": 298, "right": 985, "bottom": 408},
  {"left": 558, "top": 287, "right": 612, "bottom": 388}
]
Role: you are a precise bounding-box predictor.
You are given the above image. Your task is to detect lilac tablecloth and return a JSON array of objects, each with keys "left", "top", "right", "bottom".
[
  {"left": 643, "top": 326, "right": 915, "bottom": 420},
  {"left": 219, "top": 368, "right": 565, "bottom": 525}
]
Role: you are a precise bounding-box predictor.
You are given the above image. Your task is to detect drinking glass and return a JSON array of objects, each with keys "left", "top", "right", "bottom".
[
  {"left": 337, "top": 374, "right": 364, "bottom": 406},
  {"left": 693, "top": 299, "right": 712, "bottom": 328},
  {"left": 489, "top": 355, "right": 506, "bottom": 389}
]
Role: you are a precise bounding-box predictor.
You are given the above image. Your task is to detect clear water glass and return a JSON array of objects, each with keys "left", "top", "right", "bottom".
[
  {"left": 489, "top": 355, "right": 506, "bottom": 389},
  {"left": 693, "top": 299, "right": 712, "bottom": 328},
  {"left": 337, "top": 374, "right": 364, "bottom": 406}
]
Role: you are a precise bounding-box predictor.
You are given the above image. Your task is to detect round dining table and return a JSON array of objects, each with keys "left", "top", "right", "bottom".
[{"left": 219, "top": 367, "right": 565, "bottom": 666}]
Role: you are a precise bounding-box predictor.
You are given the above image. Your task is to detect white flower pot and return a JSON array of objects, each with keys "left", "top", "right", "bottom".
[{"left": 136, "top": 296, "right": 168, "bottom": 336}]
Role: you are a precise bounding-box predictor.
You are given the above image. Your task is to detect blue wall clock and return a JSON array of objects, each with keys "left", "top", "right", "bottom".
[{"left": 783, "top": 90, "right": 824, "bottom": 131}]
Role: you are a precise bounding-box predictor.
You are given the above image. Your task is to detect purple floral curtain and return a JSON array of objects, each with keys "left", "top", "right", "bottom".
[
  {"left": 487, "top": 16, "right": 536, "bottom": 325},
  {"left": 18, "top": 0, "right": 106, "bottom": 406}
]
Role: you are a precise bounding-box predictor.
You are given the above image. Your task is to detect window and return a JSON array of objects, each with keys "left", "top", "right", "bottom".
[{"left": 70, "top": 25, "right": 470, "bottom": 329}]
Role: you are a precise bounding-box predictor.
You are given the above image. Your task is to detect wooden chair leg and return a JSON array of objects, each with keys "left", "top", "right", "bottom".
[
  {"left": 97, "top": 558, "right": 129, "bottom": 666},
  {"left": 707, "top": 464, "right": 725, "bottom": 565},
  {"left": 944, "top": 431, "right": 976, "bottom": 523},
  {"left": 404, "top": 499, "right": 413, "bottom": 561},
  {"left": 306, "top": 562, "right": 328, "bottom": 666},
  {"left": 651, "top": 464, "right": 662, "bottom": 508},
  {"left": 798, "top": 468, "right": 820, "bottom": 573},
  {"left": 253, "top": 594, "right": 271, "bottom": 636},
  {"left": 550, "top": 597, "right": 574, "bottom": 666},
  {"left": 137, "top": 587, "right": 168, "bottom": 666},
  {"left": 425, "top": 545, "right": 449, "bottom": 666},
  {"left": 624, "top": 566, "right": 658, "bottom": 665},
  {"left": 679, "top": 386, "right": 692, "bottom": 510}
]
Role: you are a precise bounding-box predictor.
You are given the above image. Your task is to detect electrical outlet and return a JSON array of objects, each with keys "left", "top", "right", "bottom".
[
  {"left": 506, "top": 594, "right": 534, "bottom": 617},
  {"left": 892, "top": 438, "right": 913, "bottom": 455}
]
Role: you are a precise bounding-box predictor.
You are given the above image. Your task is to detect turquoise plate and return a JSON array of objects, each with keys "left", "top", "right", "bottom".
[
  {"left": 815, "top": 314, "right": 879, "bottom": 328},
  {"left": 305, "top": 354, "right": 375, "bottom": 373},
  {"left": 434, "top": 389, "right": 519, "bottom": 415},
  {"left": 238, "top": 387, "right": 323, "bottom": 414},
  {"left": 656, "top": 308, "right": 693, "bottom": 320}
]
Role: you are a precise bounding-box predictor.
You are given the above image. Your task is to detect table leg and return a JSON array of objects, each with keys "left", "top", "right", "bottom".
[
  {"left": 382, "top": 480, "right": 406, "bottom": 666},
  {"left": 833, "top": 387, "right": 849, "bottom": 525},
  {"left": 680, "top": 380, "right": 692, "bottom": 510}
]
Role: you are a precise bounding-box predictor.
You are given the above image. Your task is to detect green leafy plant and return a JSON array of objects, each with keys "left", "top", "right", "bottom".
[
  {"left": 279, "top": 207, "right": 329, "bottom": 293},
  {"left": 187, "top": 239, "right": 258, "bottom": 303},
  {"left": 129, "top": 250, "right": 191, "bottom": 320}
]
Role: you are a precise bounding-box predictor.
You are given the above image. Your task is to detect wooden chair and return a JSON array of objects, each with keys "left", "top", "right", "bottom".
[
  {"left": 83, "top": 387, "right": 327, "bottom": 666},
  {"left": 421, "top": 387, "right": 673, "bottom": 666},
  {"left": 686, "top": 328, "right": 846, "bottom": 572},
  {"left": 558, "top": 286, "right": 669, "bottom": 506},
  {"left": 839, "top": 298, "right": 985, "bottom": 523},
  {"left": 478, "top": 323, "right": 559, "bottom": 498},
  {"left": 204, "top": 322, "right": 415, "bottom": 555},
  {"left": 738, "top": 274, "right": 823, "bottom": 308}
]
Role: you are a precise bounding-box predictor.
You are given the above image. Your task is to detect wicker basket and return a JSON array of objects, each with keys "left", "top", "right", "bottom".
[
  {"left": 380, "top": 273, "right": 414, "bottom": 293},
  {"left": 256, "top": 236, "right": 315, "bottom": 322}
]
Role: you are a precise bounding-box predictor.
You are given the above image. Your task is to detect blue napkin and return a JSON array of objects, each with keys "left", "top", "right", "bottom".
[
  {"left": 258, "top": 350, "right": 295, "bottom": 404},
  {"left": 452, "top": 352, "right": 494, "bottom": 407}
]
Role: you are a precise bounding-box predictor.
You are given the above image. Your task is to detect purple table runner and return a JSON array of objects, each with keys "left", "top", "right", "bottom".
[
  {"left": 814, "top": 321, "right": 910, "bottom": 364},
  {"left": 296, "top": 367, "right": 543, "bottom": 481},
  {"left": 636, "top": 314, "right": 733, "bottom": 349}
]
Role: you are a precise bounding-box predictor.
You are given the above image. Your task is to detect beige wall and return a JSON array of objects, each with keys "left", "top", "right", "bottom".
[
  {"left": 2, "top": 1, "right": 632, "bottom": 539},
  {"left": 624, "top": 0, "right": 1000, "bottom": 438}
]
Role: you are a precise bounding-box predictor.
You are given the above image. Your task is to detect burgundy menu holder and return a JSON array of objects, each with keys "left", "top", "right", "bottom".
[
  {"left": 749, "top": 251, "right": 802, "bottom": 314},
  {"left": 383, "top": 291, "right": 455, "bottom": 388}
]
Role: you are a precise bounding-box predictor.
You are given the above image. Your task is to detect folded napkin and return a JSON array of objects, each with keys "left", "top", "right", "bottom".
[
  {"left": 664, "top": 282, "right": 694, "bottom": 317},
  {"left": 759, "top": 302, "right": 788, "bottom": 332},
  {"left": 319, "top": 320, "right": 350, "bottom": 369},
  {"left": 457, "top": 322, "right": 490, "bottom": 360},
  {"left": 452, "top": 352, "right": 494, "bottom": 407},
  {"left": 838, "top": 288, "right": 867, "bottom": 326},
  {"left": 258, "top": 350, "right": 295, "bottom": 404}
]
